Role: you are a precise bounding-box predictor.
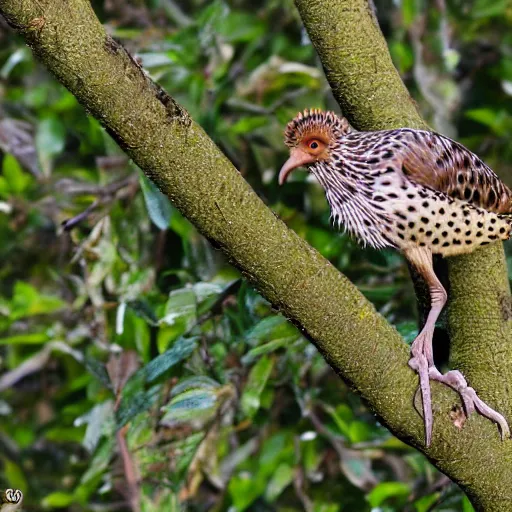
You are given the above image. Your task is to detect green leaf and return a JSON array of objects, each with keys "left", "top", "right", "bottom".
[
  {"left": 231, "top": 116, "right": 268, "bottom": 134},
  {"left": 228, "top": 473, "right": 265, "bottom": 512},
  {"left": 171, "top": 375, "right": 220, "bottom": 395},
  {"left": 145, "top": 336, "right": 198, "bottom": 383},
  {"left": 139, "top": 172, "right": 172, "bottom": 230},
  {"left": 472, "top": 0, "right": 509, "bottom": 18},
  {"left": 83, "top": 355, "right": 112, "bottom": 389},
  {"left": 116, "top": 384, "right": 161, "bottom": 428},
  {"left": 79, "top": 401, "right": 114, "bottom": 453},
  {"left": 241, "top": 338, "right": 291, "bottom": 363},
  {"left": 2, "top": 154, "right": 31, "bottom": 195},
  {"left": 265, "top": 462, "right": 293, "bottom": 502},
  {"left": 241, "top": 355, "right": 274, "bottom": 418},
  {"left": 157, "top": 289, "right": 198, "bottom": 351},
  {"left": 366, "top": 481, "right": 410, "bottom": 508},
  {"left": 401, "top": 0, "right": 419, "bottom": 27},
  {"left": 414, "top": 493, "right": 441, "bottom": 512},
  {"left": 42, "top": 491, "right": 75, "bottom": 508},
  {"left": 0, "top": 332, "right": 50, "bottom": 345},
  {"left": 347, "top": 420, "right": 372, "bottom": 443},
  {"left": 75, "top": 439, "right": 115, "bottom": 503},
  {"left": 10, "top": 281, "right": 65, "bottom": 320},
  {"left": 465, "top": 109, "right": 509, "bottom": 136},
  {"left": 36, "top": 116, "right": 66, "bottom": 176},
  {"left": 462, "top": 495, "right": 476, "bottom": 512},
  {"left": 116, "top": 337, "right": 198, "bottom": 427},
  {"left": 160, "top": 388, "right": 217, "bottom": 427},
  {"left": 1, "top": 47, "right": 30, "bottom": 79},
  {"left": 312, "top": 503, "right": 339, "bottom": 512},
  {"left": 217, "top": 12, "right": 266, "bottom": 43},
  {"left": 2, "top": 459, "right": 27, "bottom": 493},
  {"left": 127, "top": 299, "right": 159, "bottom": 326},
  {"left": 245, "top": 316, "right": 299, "bottom": 346}
]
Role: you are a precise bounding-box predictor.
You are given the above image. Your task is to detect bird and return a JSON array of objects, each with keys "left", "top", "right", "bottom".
[{"left": 279, "top": 108, "right": 511, "bottom": 447}]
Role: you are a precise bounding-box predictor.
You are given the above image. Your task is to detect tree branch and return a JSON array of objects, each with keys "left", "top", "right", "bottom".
[{"left": 1, "top": 0, "right": 511, "bottom": 508}]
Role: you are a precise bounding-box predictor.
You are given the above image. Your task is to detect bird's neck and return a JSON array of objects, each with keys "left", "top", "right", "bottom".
[{"left": 310, "top": 159, "right": 392, "bottom": 249}]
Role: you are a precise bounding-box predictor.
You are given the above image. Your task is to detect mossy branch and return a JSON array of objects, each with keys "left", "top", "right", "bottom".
[{"left": 1, "top": 0, "right": 511, "bottom": 509}]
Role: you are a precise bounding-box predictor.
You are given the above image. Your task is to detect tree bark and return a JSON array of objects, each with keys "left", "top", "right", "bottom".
[{"left": 1, "top": 0, "right": 511, "bottom": 509}]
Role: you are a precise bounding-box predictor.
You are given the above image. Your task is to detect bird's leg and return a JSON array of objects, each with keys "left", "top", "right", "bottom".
[
  {"left": 405, "top": 247, "right": 446, "bottom": 446},
  {"left": 405, "top": 247, "right": 510, "bottom": 446}
]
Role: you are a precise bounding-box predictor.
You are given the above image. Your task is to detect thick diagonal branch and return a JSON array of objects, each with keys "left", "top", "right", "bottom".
[{"left": 1, "top": 0, "right": 511, "bottom": 509}]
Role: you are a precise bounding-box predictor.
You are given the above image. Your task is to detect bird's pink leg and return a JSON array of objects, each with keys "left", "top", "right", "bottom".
[
  {"left": 405, "top": 247, "right": 510, "bottom": 447},
  {"left": 406, "top": 247, "right": 446, "bottom": 446}
]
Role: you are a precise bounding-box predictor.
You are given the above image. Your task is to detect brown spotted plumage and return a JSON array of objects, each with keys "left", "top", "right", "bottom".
[{"left": 279, "top": 109, "right": 511, "bottom": 446}]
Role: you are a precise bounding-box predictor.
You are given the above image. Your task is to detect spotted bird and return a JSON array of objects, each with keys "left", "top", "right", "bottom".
[{"left": 279, "top": 109, "right": 511, "bottom": 446}]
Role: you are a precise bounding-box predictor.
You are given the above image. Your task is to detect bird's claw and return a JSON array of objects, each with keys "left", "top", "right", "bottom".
[
  {"left": 408, "top": 353, "right": 433, "bottom": 447},
  {"left": 408, "top": 363, "right": 511, "bottom": 447},
  {"left": 429, "top": 368, "right": 510, "bottom": 440}
]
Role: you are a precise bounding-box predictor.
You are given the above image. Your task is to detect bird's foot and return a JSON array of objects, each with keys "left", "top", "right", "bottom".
[
  {"left": 408, "top": 350, "right": 511, "bottom": 447},
  {"left": 429, "top": 367, "right": 510, "bottom": 441}
]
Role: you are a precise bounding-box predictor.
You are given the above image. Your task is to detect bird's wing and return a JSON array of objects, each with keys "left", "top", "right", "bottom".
[{"left": 400, "top": 130, "right": 512, "bottom": 214}]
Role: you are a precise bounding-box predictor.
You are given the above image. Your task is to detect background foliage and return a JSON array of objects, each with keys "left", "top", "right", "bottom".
[{"left": 1, "top": 0, "right": 511, "bottom": 510}]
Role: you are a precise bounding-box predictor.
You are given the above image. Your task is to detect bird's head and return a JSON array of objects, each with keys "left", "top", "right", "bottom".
[{"left": 278, "top": 109, "right": 350, "bottom": 185}]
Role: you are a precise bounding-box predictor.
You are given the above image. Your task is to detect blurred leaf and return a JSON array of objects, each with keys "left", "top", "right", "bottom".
[
  {"left": 366, "top": 481, "right": 410, "bottom": 508},
  {"left": 0, "top": 47, "right": 30, "bottom": 78},
  {"left": 2, "top": 459, "right": 27, "bottom": 493},
  {"left": 127, "top": 299, "right": 159, "bottom": 326},
  {"left": 401, "top": 0, "right": 418, "bottom": 27},
  {"left": 465, "top": 109, "right": 509, "bottom": 136},
  {"left": 241, "top": 338, "right": 290, "bottom": 363},
  {"left": 340, "top": 450, "right": 377, "bottom": 490},
  {"left": 78, "top": 401, "right": 114, "bottom": 453},
  {"left": 158, "top": 289, "right": 198, "bottom": 351},
  {"left": 228, "top": 473, "right": 265, "bottom": 512},
  {"left": 0, "top": 332, "right": 50, "bottom": 345},
  {"left": 145, "top": 336, "right": 198, "bottom": 383},
  {"left": 312, "top": 503, "right": 339, "bottom": 512},
  {"left": 74, "top": 439, "right": 115, "bottom": 503},
  {"left": 140, "top": 172, "right": 172, "bottom": 230},
  {"left": 35, "top": 116, "right": 66, "bottom": 176},
  {"left": 241, "top": 355, "right": 274, "bottom": 418},
  {"left": 0, "top": 118, "right": 40, "bottom": 177},
  {"left": 245, "top": 315, "right": 299, "bottom": 346},
  {"left": 1, "top": 154, "right": 31, "bottom": 196},
  {"left": 472, "top": 0, "right": 510, "bottom": 18},
  {"left": 171, "top": 375, "right": 221, "bottom": 395},
  {"left": 116, "top": 384, "right": 161, "bottom": 428},
  {"left": 83, "top": 355, "right": 112, "bottom": 389},
  {"left": 9, "top": 281, "right": 64, "bottom": 321},
  {"left": 347, "top": 421, "right": 372, "bottom": 443},
  {"left": 397, "top": 321, "right": 418, "bottom": 344},
  {"left": 231, "top": 116, "right": 268, "bottom": 134},
  {"left": 462, "top": 495, "right": 476, "bottom": 512},
  {"left": 414, "top": 493, "right": 441, "bottom": 512},
  {"left": 160, "top": 387, "right": 218, "bottom": 427},
  {"left": 265, "top": 462, "right": 293, "bottom": 501},
  {"left": 42, "top": 491, "right": 75, "bottom": 508}
]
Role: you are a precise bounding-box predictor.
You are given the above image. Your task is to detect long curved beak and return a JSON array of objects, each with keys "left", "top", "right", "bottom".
[{"left": 278, "top": 148, "right": 314, "bottom": 185}]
